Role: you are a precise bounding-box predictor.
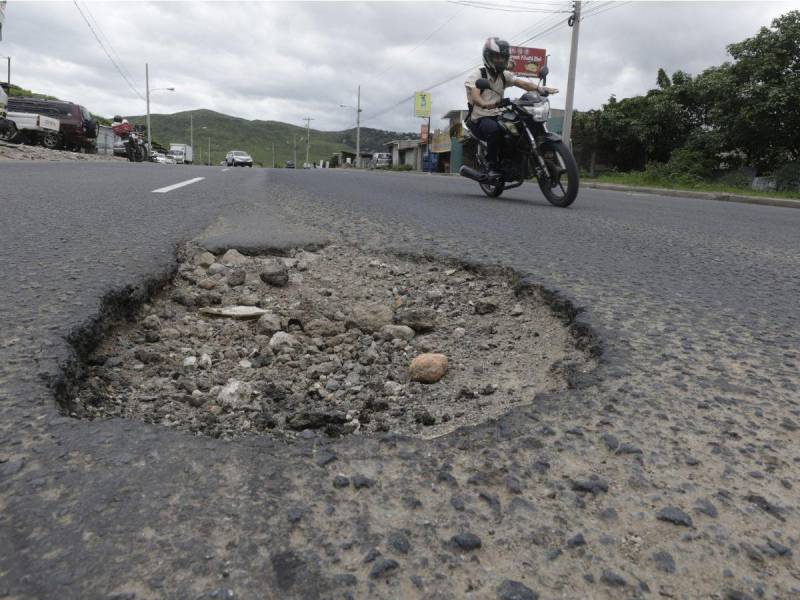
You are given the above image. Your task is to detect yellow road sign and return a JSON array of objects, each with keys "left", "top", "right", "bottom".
[{"left": 414, "top": 92, "right": 431, "bottom": 118}]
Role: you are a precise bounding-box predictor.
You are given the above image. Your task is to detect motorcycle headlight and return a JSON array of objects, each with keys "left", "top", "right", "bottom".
[{"left": 524, "top": 100, "right": 550, "bottom": 122}]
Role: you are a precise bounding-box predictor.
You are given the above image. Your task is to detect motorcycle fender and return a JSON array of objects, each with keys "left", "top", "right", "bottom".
[{"left": 535, "top": 132, "right": 562, "bottom": 145}]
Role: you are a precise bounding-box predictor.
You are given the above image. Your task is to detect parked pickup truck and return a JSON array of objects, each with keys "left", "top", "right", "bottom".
[
  {"left": 0, "top": 86, "right": 11, "bottom": 136},
  {"left": 1, "top": 111, "right": 61, "bottom": 148}
]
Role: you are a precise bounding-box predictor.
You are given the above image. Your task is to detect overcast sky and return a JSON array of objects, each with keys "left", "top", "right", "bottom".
[{"left": 1, "top": 1, "right": 795, "bottom": 133}]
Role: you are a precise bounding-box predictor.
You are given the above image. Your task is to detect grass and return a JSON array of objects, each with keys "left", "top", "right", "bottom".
[{"left": 584, "top": 171, "right": 800, "bottom": 201}]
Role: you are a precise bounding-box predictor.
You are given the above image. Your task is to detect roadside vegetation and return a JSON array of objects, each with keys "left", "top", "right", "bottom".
[{"left": 572, "top": 11, "right": 800, "bottom": 197}]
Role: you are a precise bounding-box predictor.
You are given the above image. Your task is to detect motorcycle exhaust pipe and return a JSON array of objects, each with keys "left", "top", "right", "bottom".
[{"left": 459, "top": 165, "right": 487, "bottom": 183}]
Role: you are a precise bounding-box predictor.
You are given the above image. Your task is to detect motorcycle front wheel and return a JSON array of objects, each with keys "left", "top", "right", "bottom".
[{"left": 537, "top": 140, "right": 579, "bottom": 207}]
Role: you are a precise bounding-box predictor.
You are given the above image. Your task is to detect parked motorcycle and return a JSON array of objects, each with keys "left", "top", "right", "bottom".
[
  {"left": 111, "top": 117, "right": 148, "bottom": 163},
  {"left": 459, "top": 66, "right": 579, "bottom": 207}
]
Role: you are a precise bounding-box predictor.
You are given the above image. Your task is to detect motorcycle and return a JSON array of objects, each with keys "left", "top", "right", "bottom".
[
  {"left": 459, "top": 66, "right": 579, "bottom": 207},
  {"left": 111, "top": 119, "right": 148, "bottom": 163}
]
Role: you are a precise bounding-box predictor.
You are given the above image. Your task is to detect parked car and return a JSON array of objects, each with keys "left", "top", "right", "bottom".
[
  {"left": 0, "top": 86, "right": 12, "bottom": 137},
  {"left": 285, "top": 160, "right": 295, "bottom": 169},
  {"left": 151, "top": 151, "right": 175, "bottom": 164},
  {"left": 6, "top": 97, "right": 98, "bottom": 152},
  {"left": 369, "top": 152, "right": 392, "bottom": 169},
  {"left": 226, "top": 150, "right": 253, "bottom": 167}
]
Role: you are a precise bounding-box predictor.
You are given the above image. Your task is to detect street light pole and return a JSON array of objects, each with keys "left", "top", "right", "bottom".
[
  {"left": 208, "top": 137, "right": 211, "bottom": 166},
  {"left": 562, "top": 0, "right": 582, "bottom": 149},
  {"left": 146, "top": 63, "right": 151, "bottom": 152},
  {"left": 303, "top": 117, "right": 314, "bottom": 167},
  {"left": 190, "top": 114, "right": 193, "bottom": 157},
  {"left": 0, "top": 56, "right": 10, "bottom": 88},
  {"left": 356, "top": 85, "right": 361, "bottom": 168}
]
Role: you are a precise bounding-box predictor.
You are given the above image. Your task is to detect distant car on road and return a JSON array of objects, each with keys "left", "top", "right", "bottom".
[
  {"left": 285, "top": 160, "right": 295, "bottom": 169},
  {"left": 226, "top": 150, "right": 253, "bottom": 167}
]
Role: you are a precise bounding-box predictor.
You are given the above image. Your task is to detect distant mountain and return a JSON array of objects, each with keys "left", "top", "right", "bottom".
[
  {"left": 4, "top": 83, "right": 415, "bottom": 164},
  {"left": 127, "top": 109, "right": 416, "bottom": 166}
]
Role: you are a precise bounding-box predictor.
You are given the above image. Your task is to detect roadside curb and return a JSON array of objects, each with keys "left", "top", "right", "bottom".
[{"left": 583, "top": 181, "right": 800, "bottom": 209}]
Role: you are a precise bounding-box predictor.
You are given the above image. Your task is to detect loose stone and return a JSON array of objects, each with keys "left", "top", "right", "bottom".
[
  {"left": 409, "top": 353, "right": 448, "bottom": 383},
  {"left": 451, "top": 532, "right": 482, "bottom": 551}
]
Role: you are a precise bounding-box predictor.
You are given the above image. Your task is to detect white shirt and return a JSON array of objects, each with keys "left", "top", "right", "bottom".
[{"left": 464, "top": 68, "right": 518, "bottom": 121}]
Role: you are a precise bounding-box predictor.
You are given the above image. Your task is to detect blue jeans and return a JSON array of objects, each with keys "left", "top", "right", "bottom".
[{"left": 471, "top": 117, "right": 503, "bottom": 167}]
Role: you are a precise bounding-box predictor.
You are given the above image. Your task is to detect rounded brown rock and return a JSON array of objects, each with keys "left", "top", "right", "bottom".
[{"left": 409, "top": 353, "right": 448, "bottom": 383}]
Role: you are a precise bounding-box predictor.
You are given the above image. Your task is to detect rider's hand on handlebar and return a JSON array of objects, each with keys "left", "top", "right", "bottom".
[
  {"left": 539, "top": 86, "right": 559, "bottom": 96},
  {"left": 497, "top": 97, "right": 513, "bottom": 108}
]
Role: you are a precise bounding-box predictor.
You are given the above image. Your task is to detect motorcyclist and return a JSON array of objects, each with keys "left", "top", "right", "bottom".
[{"left": 465, "top": 37, "right": 558, "bottom": 178}]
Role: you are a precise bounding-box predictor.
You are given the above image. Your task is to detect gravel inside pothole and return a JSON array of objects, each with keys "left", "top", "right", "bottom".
[{"left": 70, "top": 243, "right": 593, "bottom": 440}]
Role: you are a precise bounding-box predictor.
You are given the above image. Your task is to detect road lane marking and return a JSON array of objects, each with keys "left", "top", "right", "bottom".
[
  {"left": 152, "top": 177, "right": 205, "bottom": 193},
  {"left": 222, "top": 168, "right": 231, "bottom": 172}
]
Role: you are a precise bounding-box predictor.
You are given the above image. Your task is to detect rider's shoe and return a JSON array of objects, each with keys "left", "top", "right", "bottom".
[{"left": 486, "top": 167, "right": 503, "bottom": 180}]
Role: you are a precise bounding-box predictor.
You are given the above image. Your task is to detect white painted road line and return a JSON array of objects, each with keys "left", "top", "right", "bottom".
[
  {"left": 222, "top": 168, "right": 231, "bottom": 172},
  {"left": 152, "top": 177, "right": 205, "bottom": 193}
]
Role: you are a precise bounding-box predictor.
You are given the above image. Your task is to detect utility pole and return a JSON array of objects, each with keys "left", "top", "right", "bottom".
[
  {"left": 145, "top": 63, "right": 151, "bottom": 153},
  {"left": 356, "top": 86, "right": 361, "bottom": 168},
  {"left": 303, "top": 117, "right": 314, "bottom": 167},
  {"left": 293, "top": 135, "right": 297, "bottom": 166},
  {"left": 190, "top": 113, "right": 193, "bottom": 158},
  {"left": 562, "top": 0, "right": 581, "bottom": 149},
  {"left": 207, "top": 137, "right": 211, "bottom": 166},
  {"left": 0, "top": 56, "right": 10, "bottom": 88},
  {"left": 272, "top": 142, "right": 275, "bottom": 168}
]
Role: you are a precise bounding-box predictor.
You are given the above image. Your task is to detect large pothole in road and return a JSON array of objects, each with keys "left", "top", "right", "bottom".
[{"left": 68, "top": 243, "right": 596, "bottom": 440}]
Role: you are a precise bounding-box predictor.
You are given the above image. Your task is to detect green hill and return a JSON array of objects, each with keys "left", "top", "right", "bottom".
[{"left": 127, "top": 109, "right": 415, "bottom": 166}]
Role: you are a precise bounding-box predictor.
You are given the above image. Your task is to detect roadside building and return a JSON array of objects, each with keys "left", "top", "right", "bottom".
[{"left": 384, "top": 139, "right": 423, "bottom": 170}]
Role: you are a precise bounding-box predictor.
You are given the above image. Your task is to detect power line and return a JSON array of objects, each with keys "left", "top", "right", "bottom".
[
  {"left": 72, "top": 0, "right": 144, "bottom": 101},
  {"left": 362, "top": 12, "right": 572, "bottom": 124},
  {"left": 363, "top": 0, "right": 634, "bottom": 124},
  {"left": 449, "top": 0, "right": 572, "bottom": 13},
  {"left": 373, "top": 5, "right": 467, "bottom": 83},
  {"left": 81, "top": 2, "right": 139, "bottom": 87}
]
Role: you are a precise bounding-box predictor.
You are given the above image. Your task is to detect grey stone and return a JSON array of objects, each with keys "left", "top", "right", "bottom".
[
  {"left": 497, "top": 579, "right": 538, "bottom": 600},
  {"left": 347, "top": 303, "right": 394, "bottom": 333},
  {"left": 652, "top": 551, "right": 676, "bottom": 573},
  {"left": 257, "top": 313, "right": 282, "bottom": 336},
  {"left": 259, "top": 259, "right": 289, "bottom": 286},
  {"left": 395, "top": 307, "right": 437, "bottom": 332},
  {"left": 352, "top": 474, "right": 374, "bottom": 489},
  {"left": 388, "top": 531, "right": 411, "bottom": 554},
  {"left": 368, "top": 558, "right": 398, "bottom": 579},
  {"left": 656, "top": 507, "right": 693, "bottom": 527},
  {"left": 474, "top": 299, "right": 498, "bottom": 315},
  {"left": 571, "top": 477, "right": 609, "bottom": 495},
  {"left": 451, "top": 532, "right": 482, "bottom": 551},
  {"left": 566, "top": 533, "right": 586, "bottom": 548},
  {"left": 220, "top": 249, "right": 248, "bottom": 265},
  {"left": 227, "top": 268, "right": 246, "bottom": 287},
  {"left": 600, "top": 569, "right": 627, "bottom": 587}
]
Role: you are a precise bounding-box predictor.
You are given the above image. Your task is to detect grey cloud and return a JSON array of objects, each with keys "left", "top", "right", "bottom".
[{"left": 2, "top": 1, "right": 795, "bottom": 133}]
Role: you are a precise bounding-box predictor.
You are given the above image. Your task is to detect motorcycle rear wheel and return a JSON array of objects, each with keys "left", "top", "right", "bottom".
[{"left": 537, "top": 140, "right": 579, "bottom": 207}]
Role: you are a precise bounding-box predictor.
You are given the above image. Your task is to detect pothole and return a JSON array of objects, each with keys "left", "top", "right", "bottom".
[{"left": 66, "top": 242, "right": 597, "bottom": 440}]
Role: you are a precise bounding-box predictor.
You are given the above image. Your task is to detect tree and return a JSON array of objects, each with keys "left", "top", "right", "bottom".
[
  {"left": 657, "top": 68, "right": 671, "bottom": 89},
  {"left": 712, "top": 10, "right": 800, "bottom": 172}
]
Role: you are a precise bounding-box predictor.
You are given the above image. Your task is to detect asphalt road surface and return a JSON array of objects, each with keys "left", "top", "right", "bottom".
[{"left": 1, "top": 162, "right": 798, "bottom": 599}]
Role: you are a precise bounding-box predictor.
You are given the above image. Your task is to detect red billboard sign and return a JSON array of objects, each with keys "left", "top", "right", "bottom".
[
  {"left": 509, "top": 46, "right": 546, "bottom": 76},
  {"left": 420, "top": 123, "right": 429, "bottom": 144}
]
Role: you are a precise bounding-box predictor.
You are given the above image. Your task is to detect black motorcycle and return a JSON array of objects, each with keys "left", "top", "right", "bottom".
[{"left": 459, "top": 67, "right": 579, "bottom": 207}]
